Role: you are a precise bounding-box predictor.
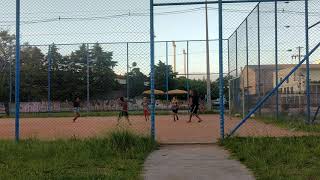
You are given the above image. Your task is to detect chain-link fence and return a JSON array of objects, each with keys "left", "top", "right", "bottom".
[
  {"left": 0, "top": 38, "right": 228, "bottom": 142},
  {"left": 1, "top": 0, "right": 320, "bottom": 142},
  {"left": 227, "top": 0, "right": 320, "bottom": 137}
]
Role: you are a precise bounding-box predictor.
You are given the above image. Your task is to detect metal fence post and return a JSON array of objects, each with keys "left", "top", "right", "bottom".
[
  {"left": 236, "top": 31, "right": 238, "bottom": 77},
  {"left": 166, "top": 41, "right": 169, "bottom": 105},
  {"left": 86, "top": 44, "right": 90, "bottom": 114},
  {"left": 48, "top": 45, "right": 52, "bottom": 114},
  {"left": 150, "top": 0, "right": 156, "bottom": 140},
  {"left": 186, "top": 41, "right": 190, "bottom": 98},
  {"left": 127, "top": 43, "right": 129, "bottom": 100},
  {"left": 15, "top": 0, "right": 21, "bottom": 142},
  {"left": 305, "top": 0, "right": 311, "bottom": 124},
  {"left": 275, "top": 0, "right": 279, "bottom": 120},
  {"left": 246, "top": 19, "right": 249, "bottom": 115},
  {"left": 227, "top": 39, "right": 230, "bottom": 76},
  {"left": 219, "top": 0, "right": 225, "bottom": 139},
  {"left": 257, "top": 3, "right": 261, "bottom": 115},
  {"left": 9, "top": 48, "right": 12, "bottom": 105}
]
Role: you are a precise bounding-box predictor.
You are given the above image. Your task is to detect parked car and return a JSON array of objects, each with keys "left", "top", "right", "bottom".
[{"left": 212, "top": 98, "right": 228, "bottom": 107}]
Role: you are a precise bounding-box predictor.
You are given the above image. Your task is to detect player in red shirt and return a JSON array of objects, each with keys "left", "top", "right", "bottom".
[{"left": 117, "top": 97, "right": 132, "bottom": 125}]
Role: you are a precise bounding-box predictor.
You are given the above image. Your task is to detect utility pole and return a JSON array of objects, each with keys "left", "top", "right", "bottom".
[
  {"left": 183, "top": 49, "right": 187, "bottom": 76},
  {"left": 9, "top": 47, "right": 12, "bottom": 104},
  {"left": 173, "top": 41, "right": 177, "bottom": 73},
  {"left": 205, "top": 0, "right": 212, "bottom": 110},
  {"left": 297, "top": 46, "right": 304, "bottom": 63},
  {"left": 292, "top": 46, "right": 304, "bottom": 64}
]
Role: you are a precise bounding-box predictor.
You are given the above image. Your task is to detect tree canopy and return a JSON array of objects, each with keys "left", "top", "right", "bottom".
[{"left": 0, "top": 31, "right": 230, "bottom": 103}]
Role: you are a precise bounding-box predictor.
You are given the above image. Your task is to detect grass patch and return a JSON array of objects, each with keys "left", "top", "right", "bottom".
[
  {"left": 221, "top": 136, "right": 320, "bottom": 180},
  {"left": 0, "top": 131, "right": 157, "bottom": 179},
  {"left": 257, "top": 115, "right": 320, "bottom": 133}
]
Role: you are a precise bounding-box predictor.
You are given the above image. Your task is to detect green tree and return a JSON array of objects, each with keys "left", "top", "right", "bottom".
[
  {"left": 126, "top": 67, "right": 148, "bottom": 98},
  {"left": 48, "top": 44, "right": 76, "bottom": 101},
  {"left": 153, "top": 61, "right": 177, "bottom": 91},
  {"left": 212, "top": 75, "right": 233, "bottom": 100},
  {"left": 0, "top": 31, "right": 15, "bottom": 103},
  {"left": 89, "top": 43, "right": 119, "bottom": 99},
  {"left": 20, "top": 44, "right": 47, "bottom": 101}
]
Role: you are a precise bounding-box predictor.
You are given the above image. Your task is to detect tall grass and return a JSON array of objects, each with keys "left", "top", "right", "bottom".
[
  {"left": 222, "top": 137, "right": 320, "bottom": 180},
  {"left": 0, "top": 131, "right": 157, "bottom": 179},
  {"left": 258, "top": 114, "right": 320, "bottom": 133}
]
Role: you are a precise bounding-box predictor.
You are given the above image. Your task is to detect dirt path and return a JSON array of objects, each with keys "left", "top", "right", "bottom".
[{"left": 143, "top": 145, "right": 255, "bottom": 180}]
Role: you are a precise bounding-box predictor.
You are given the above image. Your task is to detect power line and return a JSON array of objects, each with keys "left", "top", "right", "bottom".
[{"left": 1, "top": 6, "right": 318, "bottom": 26}]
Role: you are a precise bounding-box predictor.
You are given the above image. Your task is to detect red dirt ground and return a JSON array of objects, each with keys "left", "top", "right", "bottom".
[{"left": 0, "top": 115, "right": 310, "bottom": 143}]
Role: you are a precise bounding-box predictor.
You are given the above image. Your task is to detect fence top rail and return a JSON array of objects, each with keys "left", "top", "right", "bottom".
[
  {"left": 154, "top": 0, "right": 303, "bottom": 6},
  {"left": 22, "top": 39, "right": 228, "bottom": 47}
]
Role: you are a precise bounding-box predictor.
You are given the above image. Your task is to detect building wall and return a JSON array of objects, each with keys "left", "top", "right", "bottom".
[
  {"left": 240, "top": 67, "right": 276, "bottom": 96},
  {"left": 260, "top": 69, "right": 275, "bottom": 95},
  {"left": 240, "top": 67, "right": 257, "bottom": 95},
  {"left": 276, "top": 67, "right": 320, "bottom": 94}
]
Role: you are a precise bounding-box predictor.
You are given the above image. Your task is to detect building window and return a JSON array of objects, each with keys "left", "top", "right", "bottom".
[{"left": 291, "top": 87, "right": 294, "bottom": 94}]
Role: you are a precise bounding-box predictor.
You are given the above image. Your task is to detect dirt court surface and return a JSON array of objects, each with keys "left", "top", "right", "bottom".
[{"left": 0, "top": 115, "right": 309, "bottom": 143}]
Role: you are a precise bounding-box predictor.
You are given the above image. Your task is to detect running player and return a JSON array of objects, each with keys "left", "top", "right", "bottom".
[
  {"left": 171, "top": 97, "right": 179, "bottom": 122},
  {"left": 73, "top": 97, "right": 81, "bottom": 122},
  {"left": 117, "top": 97, "right": 132, "bottom": 125},
  {"left": 188, "top": 90, "right": 203, "bottom": 123},
  {"left": 142, "top": 97, "right": 150, "bottom": 122}
]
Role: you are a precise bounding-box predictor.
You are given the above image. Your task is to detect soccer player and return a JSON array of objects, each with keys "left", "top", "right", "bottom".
[
  {"left": 188, "top": 90, "right": 203, "bottom": 123},
  {"left": 73, "top": 97, "right": 81, "bottom": 122},
  {"left": 117, "top": 97, "right": 132, "bottom": 125}
]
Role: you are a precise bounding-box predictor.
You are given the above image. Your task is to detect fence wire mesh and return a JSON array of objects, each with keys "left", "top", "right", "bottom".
[
  {"left": 227, "top": 0, "right": 320, "bottom": 137},
  {"left": 1, "top": 0, "right": 320, "bottom": 142},
  {"left": 0, "top": 0, "right": 152, "bottom": 140}
]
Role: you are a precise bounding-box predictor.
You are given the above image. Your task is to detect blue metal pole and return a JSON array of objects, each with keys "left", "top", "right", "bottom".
[
  {"left": 236, "top": 31, "right": 238, "bottom": 77},
  {"left": 227, "top": 39, "right": 230, "bottom": 75},
  {"left": 228, "top": 40, "right": 320, "bottom": 137},
  {"left": 275, "top": 0, "right": 279, "bottom": 120},
  {"left": 15, "top": 0, "right": 21, "bottom": 142},
  {"left": 48, "top": 45, "right": 52, "bottom": 113},
  {"left": 305, "top": 0, "right": 311, "bottom": 124},
  {"left": 246, "top": 19, "right": 249, "bottom": 115},
  {"left": 219, "top": 0, "right": 225, "bottom": 139},
  {"left": 186, "top": 41, "right": 190, "bottom": 99},
  {"left": 127, "top": 42, "right": 129, "bottom": 99},
  {"left": 154, "top": 0, "right": 300, "bottom": 6},
  {"left": 166, "top": 41, "right": 169, "bottom": 104},
  {"left": 150, "top": 0, "right": 156, "bottom": 140},
  {"left": 257, "top": 4, "right": 261, "bottom": 115},
  {"left": 86, "top": 44, "right": 90, "bottom": 114}
]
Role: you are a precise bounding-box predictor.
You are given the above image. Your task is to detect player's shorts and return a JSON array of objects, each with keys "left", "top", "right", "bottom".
[
  {"left": 172, "top": 109, "right": 178, "bottom": 114},
  {"left": 190, "top": 105, "right": 199, "bottom": 114},
  {"left": 119, "top": 111, "right": 129, "bottom": 118},
  {"left": 74, "top": 107, "right": 80, "bottom": 113},
  {"left": 144, "top": 109, "right": 150, "bottom": 116}
]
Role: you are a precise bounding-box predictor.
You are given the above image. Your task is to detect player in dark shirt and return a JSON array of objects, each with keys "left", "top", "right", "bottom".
[
  {"left": 73, "top": 97, "right": 80, "bottom": 122},
  {"left": 188, "top": 90, "right": 203, "bottom": 123},
  {"left": 117, "top": 97, "right": 132, "bottom": 125}
]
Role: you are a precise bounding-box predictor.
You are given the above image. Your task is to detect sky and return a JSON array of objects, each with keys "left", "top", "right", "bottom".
[{"left": 0, "top": 0, "right": 319, "bottom": 79}]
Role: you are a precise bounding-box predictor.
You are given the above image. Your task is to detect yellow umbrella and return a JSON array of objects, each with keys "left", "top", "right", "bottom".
[
  {"left": 143, "top": 89, "right": 165, "bottom": 95},
  {"left": 167, "top": 89, "right": 188, "bottom": 95}
]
